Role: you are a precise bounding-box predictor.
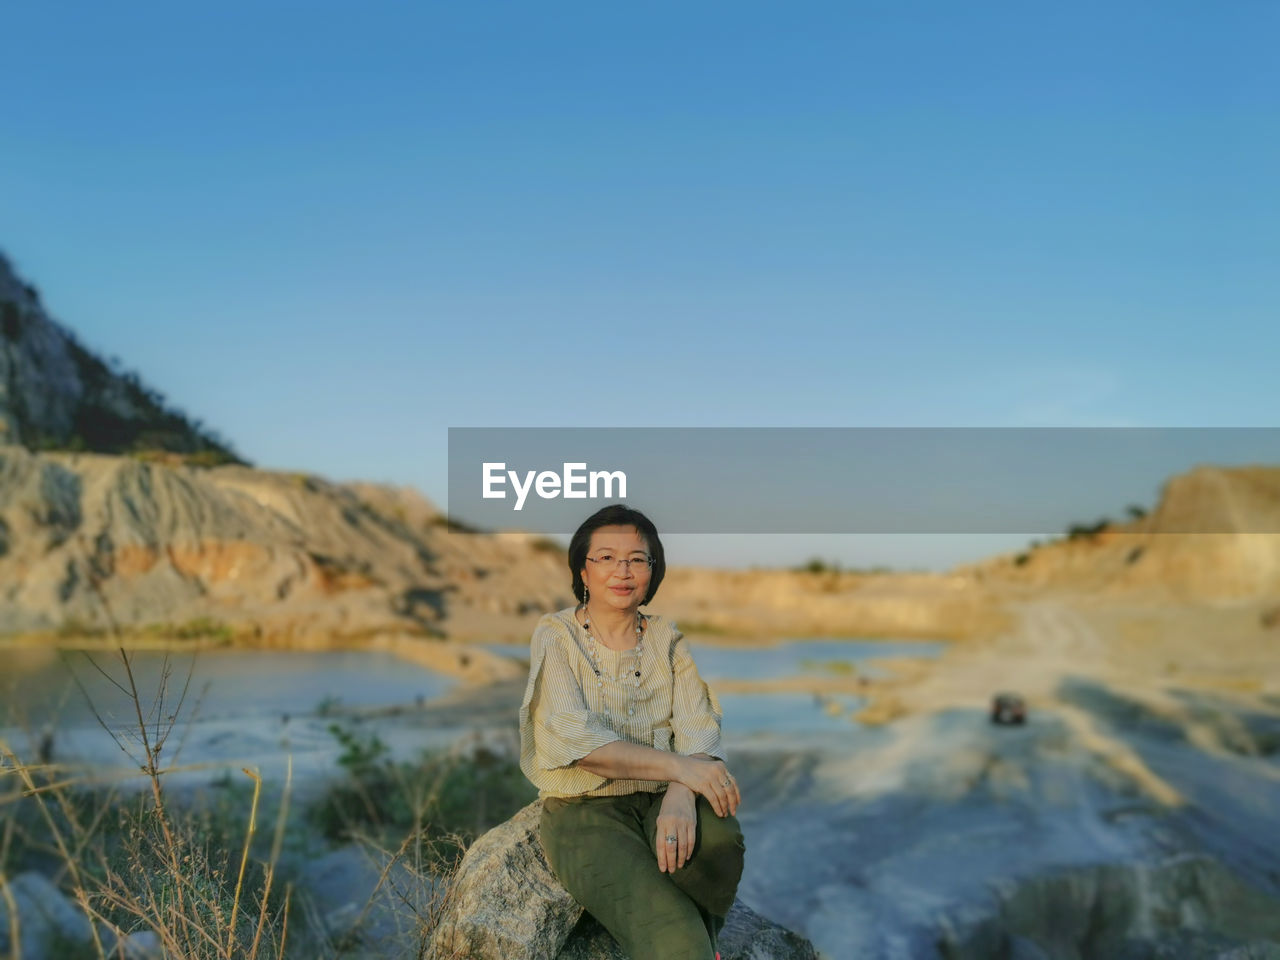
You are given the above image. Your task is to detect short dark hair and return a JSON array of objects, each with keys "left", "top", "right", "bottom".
[{"left": 568, "top": 504, "right": 666, "bottom": 605}]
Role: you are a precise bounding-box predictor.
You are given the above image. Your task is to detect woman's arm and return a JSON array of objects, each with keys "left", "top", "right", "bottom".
[
  {"left": 576, "top": 742, "right": 740, "bottom": 816},
  {"left": 669, "top": 631, "right": 726, "bottom": 760},
  {"left": 574, "top": 740, "right": 679, "bottom": 781}
]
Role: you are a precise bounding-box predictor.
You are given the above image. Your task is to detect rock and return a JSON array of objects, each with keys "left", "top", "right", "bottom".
[
  {"left": 428, "top": 800, "right": 818, "bottom": 960},
  {"left": 429, "top": 802, "right": 580, "bottom": 959},
  {"left": 296, "top": 842, "right": 437, "bottom": 958},
  {"left": 936, "top": 856, "right": 1280, "bottom": 960},
  {"left": 124, "top": 930, "right": 165, "bottom": 958},
  {"left": 101, "top": 929, "right": 165, "bottom": 959},
  {"left": 0, "top": 871, "right": 94, "bottom": 959}
]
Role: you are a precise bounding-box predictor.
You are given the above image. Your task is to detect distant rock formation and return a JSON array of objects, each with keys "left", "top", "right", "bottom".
[
  {"left": 0, "top": 251, "right": 240, "bottom": 461},
  {"left": 0, "top": 444, "right": 571, "bottom": 644},
  {"left": 962, "top": 465, "right": 1280, "bottom": 600},
  {"left": 6, "top": 248, "right": 1279, "bottom": 647},
  {"left": 428, "top": 800, "right": 818, "bottom": 960},
  {"left": 659, "top": 566, "right": 1009, "bottom": 641}
]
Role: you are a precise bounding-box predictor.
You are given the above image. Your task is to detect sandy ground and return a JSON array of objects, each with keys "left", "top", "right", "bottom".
[{"left": 721, "top": 595, "right": 1280, "bottom": 958}]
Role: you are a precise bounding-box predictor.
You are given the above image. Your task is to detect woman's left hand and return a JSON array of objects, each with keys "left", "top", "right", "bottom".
[{"left": 655, "top": 783, "right": 698, "bottom": 873}]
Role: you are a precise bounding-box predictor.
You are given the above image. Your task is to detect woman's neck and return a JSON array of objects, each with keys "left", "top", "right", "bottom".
[{"left": 583, "top": 600, "right": 642, "bottom": 650}]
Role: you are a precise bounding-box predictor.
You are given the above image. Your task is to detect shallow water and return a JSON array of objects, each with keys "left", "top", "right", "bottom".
[
  {"left": 0, "top": 637, "right": 944, "bottom": 749},
  {"left": 0, "top": 647, "right": 456, "bottom": 728},
  {"left": 692, "top": 638, "right": 946, "bottom": 682},
  {"left": 719, "top": 691, "right": 869, "bottom": 735},
  {"left": 479, "top": 636, "right": 947, "bottom": 734}
]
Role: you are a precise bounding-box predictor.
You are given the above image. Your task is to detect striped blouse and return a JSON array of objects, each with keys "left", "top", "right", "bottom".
[{"left": 518, "top": 606, "right": 725, "bottom": 798}]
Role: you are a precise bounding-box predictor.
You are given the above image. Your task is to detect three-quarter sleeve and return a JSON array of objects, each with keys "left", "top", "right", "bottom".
[
  {"left": 669, "top": 628, "right": 725, "bottom": 760},
  {"left": 518, "top": 617, "right": 622, "bottom": 795}
]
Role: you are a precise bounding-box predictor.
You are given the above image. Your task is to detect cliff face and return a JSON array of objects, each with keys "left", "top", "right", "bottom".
[
  {"left": 658, "top": 567, "right": 1008, "bottom": 641},
  {"left": 962, "top": 465, "right": 1280, "bottom": 600},
  {"left": 6, "top": 447, "right": 1278, "bottom": 643},
  {"left": 0, "top": 252, "right": 239, "bottom": 460},
  {"left": 0, "top": 445, "right": 571, "bottom": 640}
]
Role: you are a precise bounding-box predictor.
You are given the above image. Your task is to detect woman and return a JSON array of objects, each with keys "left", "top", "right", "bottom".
[{"left": 519, "top": 504, "right": 744, "bottom": 960}]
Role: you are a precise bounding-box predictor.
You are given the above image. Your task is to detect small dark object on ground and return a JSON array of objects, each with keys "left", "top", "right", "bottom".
[{"left": 991, "top": 692, "right": 1027, "bottom": 725}]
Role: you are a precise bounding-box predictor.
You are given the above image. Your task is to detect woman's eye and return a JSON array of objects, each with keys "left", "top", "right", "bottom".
[{"left": 595, "top": 554, "right": 615, "bottom": 563}]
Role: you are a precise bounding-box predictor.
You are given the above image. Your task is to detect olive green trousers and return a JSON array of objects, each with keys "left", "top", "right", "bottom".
[{"left": 540, "top": 792, "right": 745, "bottom": 960}]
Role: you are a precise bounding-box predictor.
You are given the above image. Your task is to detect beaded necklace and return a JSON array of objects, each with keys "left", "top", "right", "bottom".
[{"left": 580, "top": 603, "right": 647, "bottom": 717}]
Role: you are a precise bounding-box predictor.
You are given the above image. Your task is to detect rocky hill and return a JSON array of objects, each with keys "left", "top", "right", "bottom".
[
  {"left": 0, "top": 252, "right": 240, "bottom": 461},
  {"left": 962, "top": 465, "right": 1280, "bottom": 601},
  {"left": 5, "top": 449, "right": 1276, "bottom": 652},
  {"left": 4, "top": 250, "right": 1278, "bottom": 651},
  {"left": 0, "top": 445, "right": 572, "bottom": 649}
]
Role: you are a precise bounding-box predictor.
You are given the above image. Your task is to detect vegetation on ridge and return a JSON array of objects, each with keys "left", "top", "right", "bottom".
[{"left": 1, "top": 253, "right": 245, "bottom": 464}]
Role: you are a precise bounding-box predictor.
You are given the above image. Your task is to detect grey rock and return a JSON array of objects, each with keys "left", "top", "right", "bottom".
[
  {"left": 715, "top": 904, "right": 820, "bottom": 960},
  {"left": 430, "top": 801, "right": 580, "bottom": 959},
  {"left": 1215, "top": 945, "right": 1280, "bottom": 960},
  {"left": 0, "top": 870, "right": 94, "bottom": 959},
  {"left": 99, "top": 931, "right": 165, "bottom": 960},
  {"left": 125, "top": 930, "right": 165, "bottom": 958},
  {"left": 296, "top": 841, "right": 439, "bottom": 959},
  {"left": 429, "top": 800, "right": 818, "bottom": 960},
  {"left": 938, "top": 855, "right": 1280, "bottom": 960}
]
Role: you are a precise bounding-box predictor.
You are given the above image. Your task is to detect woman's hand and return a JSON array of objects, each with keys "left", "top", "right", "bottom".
[
  {"left": 655, "top": 783, "right": 698, "bottom": 873},
  {"left": 673, "top": 755, "right": 740, "bottom": 818}
]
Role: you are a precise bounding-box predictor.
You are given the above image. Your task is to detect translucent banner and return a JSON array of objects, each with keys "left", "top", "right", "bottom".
[{"left": 446, "top": 427, "right": 1280, "bottom": 534}]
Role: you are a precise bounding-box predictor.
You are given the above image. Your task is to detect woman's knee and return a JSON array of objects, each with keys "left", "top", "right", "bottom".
[{"left": 696, "top": 803, "right": 745, "bottom": 864}]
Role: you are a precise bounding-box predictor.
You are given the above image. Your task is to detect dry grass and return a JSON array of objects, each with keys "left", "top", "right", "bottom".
[
  {"left": 1, "top": 645, "right": 531, "bottom": 959},
  {"left": 0, "top": 540, "right": 521, "bottom": 957},
  {"left": 0, "top": 647, "right": 293, "bottom": 959}
]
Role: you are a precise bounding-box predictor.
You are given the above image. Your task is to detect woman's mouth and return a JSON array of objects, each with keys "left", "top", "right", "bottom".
[{"left": 609, "top": 585, "right": 634, "bottom": 595}]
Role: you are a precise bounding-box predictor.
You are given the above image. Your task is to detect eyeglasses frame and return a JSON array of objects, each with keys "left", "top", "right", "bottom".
[{"left": 584, "top": 555, "right": 654, "bottom": 573}]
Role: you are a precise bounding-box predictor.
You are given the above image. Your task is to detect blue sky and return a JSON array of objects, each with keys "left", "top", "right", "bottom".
[{"left": 4, "top": 3, "right": 1277, "bottom": 569}]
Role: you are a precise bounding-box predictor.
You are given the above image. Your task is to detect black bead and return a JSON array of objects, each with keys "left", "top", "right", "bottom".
[{"left": 634, "top": 670, "right": 641, "bottom": 677}]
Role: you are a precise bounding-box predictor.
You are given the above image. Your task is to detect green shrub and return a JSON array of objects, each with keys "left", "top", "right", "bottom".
[
  {"left": 797, "top": 557, "right": 837, "bottom": 574},
  {"left": 1066, "top": 518, "right": 1111, "bottom": 541},
  {"left": 139, "top": 617, "right": 236, "bottom": 644},
  {"left": 309, "top": 722, "right": 535, "bottom": 864}
]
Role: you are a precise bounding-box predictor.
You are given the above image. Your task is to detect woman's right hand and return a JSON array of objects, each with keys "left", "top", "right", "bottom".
[{"left": 673, "top": 755, "right": 741, "bottom": 817}]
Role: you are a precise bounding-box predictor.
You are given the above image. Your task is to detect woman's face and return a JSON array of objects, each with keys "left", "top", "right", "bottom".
[{"left": 581, "top": 524, "right": 653, "bottom": 613}]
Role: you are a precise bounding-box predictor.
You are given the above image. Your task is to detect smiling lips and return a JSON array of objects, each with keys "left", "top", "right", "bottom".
[{"left": 609, "top": 585, "right": 634, "bottom": 594}]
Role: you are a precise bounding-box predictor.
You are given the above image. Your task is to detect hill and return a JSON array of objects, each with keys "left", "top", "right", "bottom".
[
  {"left": 962, "top": 465, "right": 1280, "bottom": 600},
  {"left": 0, "top": 445, "right": 571, "bottom": 650},
  {"left": 4, "top": 250, "right": 1278, "bottom": 651},
  {"left": 0, "top": 252, "right": 241, "bottom": 462}
]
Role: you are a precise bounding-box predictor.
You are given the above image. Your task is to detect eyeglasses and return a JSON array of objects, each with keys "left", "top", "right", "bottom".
[{"left": 585, "top": 554, "right": 654, "bottom": 573}]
